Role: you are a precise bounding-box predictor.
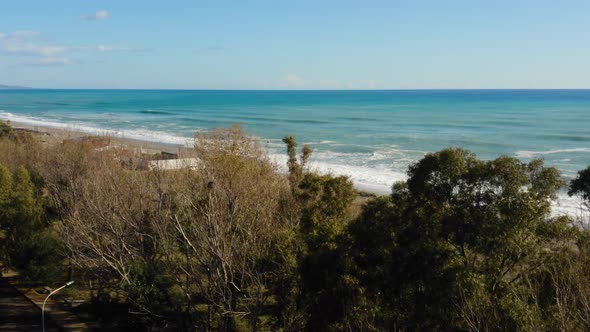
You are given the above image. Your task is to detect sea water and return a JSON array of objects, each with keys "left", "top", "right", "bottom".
[{"left": 1, "top": 89, "right": 589, "bottom": 216}]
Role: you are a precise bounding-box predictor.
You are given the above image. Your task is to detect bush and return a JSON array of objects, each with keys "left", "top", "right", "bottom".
[
  {"left": 13, "top": 229, "right": 64, "bottom": 284},
  {"left": 0, "top": 121, "right": 14, "bottom": 138}
]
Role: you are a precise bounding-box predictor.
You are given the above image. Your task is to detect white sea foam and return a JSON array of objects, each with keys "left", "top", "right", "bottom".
[
  {"left": 0, "top": 111, "right": 193, "bottom": 146},
  {"left": 271, "top": 151, "right": 590, "bottom": 218},
  {"left": 1, "top": 111, "right": 588, "bottom": 218},
  {"left": 303, "top": 140, "right": 338, "bottom": 145},
  {"left": 516, "top": 148, "right": 590, "bottom": 158},
  {"left": 269, "top": 152, "right": 404, "bottom": 195},
  {"left": 552, "top": 193, "right": 589, "bottom": 221}
]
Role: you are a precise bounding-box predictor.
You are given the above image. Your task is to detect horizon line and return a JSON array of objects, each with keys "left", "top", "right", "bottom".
[{"left": 3, "top": 87, "right": 590, "bottom": 91}]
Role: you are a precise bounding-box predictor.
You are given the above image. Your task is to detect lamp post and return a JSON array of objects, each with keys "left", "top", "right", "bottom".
[{"left": 42, "top": 281, "right": 74, "bottom": 332}]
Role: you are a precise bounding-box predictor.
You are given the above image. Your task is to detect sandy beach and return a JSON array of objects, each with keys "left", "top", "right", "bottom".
[{"left": 9, "top": 121, "right": 188, "bottom": 156}]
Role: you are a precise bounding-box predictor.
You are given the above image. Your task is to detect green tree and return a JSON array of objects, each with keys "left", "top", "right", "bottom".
[
  {"left": 344, "top": 148, "right": 569, "bottom": 330},
  {"left": 282, "top": 136, "right": 356, "bottom": 331},
  {"left": 0, "top": 164, "right": 63, "bottom": 283},
  {"left": 282, "top": 135, "right": 312, "bottom": 189},
  {"left": 13, "top": 229, "right": 64, "bottom": 284},
  {"left": 297, "top": 173, "right": 356, "bottom": 331},
  {"left": 569, "top": 166, "right": 590, "bottom": 208},
  {"left": 1, "top": 166, "right": 42, "bottom": 259},
  {"left": 0, "top": 164, "right": 12, "bottom": 226}
]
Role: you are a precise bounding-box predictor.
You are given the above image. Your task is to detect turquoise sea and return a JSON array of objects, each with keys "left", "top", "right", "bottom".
[{"left": 1, "top": 89, "right": 589, "bottom": 213}]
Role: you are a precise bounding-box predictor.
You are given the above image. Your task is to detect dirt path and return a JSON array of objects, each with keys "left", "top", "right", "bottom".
[{"left": 0, "top": 277, "right": 59, "bottom": 332}]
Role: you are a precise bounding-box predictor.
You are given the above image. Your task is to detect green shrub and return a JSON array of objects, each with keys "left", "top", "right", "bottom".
[{"left": 13, "top": 229, "right": 65, "bottom": 284}]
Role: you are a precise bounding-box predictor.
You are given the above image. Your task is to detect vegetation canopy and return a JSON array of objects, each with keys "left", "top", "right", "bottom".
[{"left": 0, "top": 122, "right": 589, "bottom": 331}]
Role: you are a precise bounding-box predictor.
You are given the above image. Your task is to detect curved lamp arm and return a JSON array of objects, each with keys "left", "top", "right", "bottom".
[{"left": 42, "top": 281, "right": 74, "bottom": 332}]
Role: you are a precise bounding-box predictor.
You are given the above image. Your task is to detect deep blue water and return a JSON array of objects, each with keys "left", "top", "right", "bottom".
[{"left": 1, "top": 89, "right": 589, "bottom": 197}]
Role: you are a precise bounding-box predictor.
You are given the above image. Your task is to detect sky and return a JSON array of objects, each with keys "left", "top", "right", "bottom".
[{"left": 1, "top": 0, "right": 589, "bottom": 89}]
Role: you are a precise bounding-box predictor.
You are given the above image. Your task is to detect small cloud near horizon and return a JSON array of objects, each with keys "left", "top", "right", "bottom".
[
  {"left": 81, "top": 10, "right": 111, "bottom": 21},
  {"left": 0, "top": 30, "right": 150, "bottom": 71},
  {"left": 0, "top": 30, "right": 148, "bottom": 61},
  {"left": 194, "top": 46, "right": 225, "bottom": 54},
  {"left": 95, "top": 45, "right": 149, "bottom": 52},
  {"left": 0, "top": 31, "right": 40, "bottom": 40},
  {"left": 21, "top": 57, "right": 76, "bottom": 66},
  {"left": 0, "top": 31, "right": 66, "bottom": 56},
  {"left": 280, "top": 74, "right": 377, "bottom": 90},
  {"left": 284, "top": 73, "right": 305, "bottom": 88}
]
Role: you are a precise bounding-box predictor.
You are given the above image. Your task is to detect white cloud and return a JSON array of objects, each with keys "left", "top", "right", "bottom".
[
  {"left": 4, "top": 43, "right": 67, "bottom": 56},
  {"left": 0, "top": 31, "right": 40, "bottom": 39},
  {"left": 284, "top": 73, "right": 305, "bottom": 88},
  {"left": 0, "top": 30, "right": 147, "bottom": 62},
  {"left": 194, "top": 46, "right": 225, "bottom": 54},
  {"left": 282, "top": 74, "right": 341, "bottom": 89},
  {"left": 81, "top": 10, "right": 111, "bottom": 21},
  {"left": 23, "top": 57, "right": 76, "bottom": 66},
  {"left": 0, "top": 30, "right": 66, "bottom": 56},
  {"left": 277, "top": 74, "right": 378, "bottom": 90},
  {"left": 94, "top": 45, "right": 146, "bottom": 52},
  {"left": 96, "top": 44, "right": 115, "bottom": 52}
]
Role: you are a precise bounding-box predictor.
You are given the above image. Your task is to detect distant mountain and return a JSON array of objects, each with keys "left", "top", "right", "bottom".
[{"left": 0, "top": 84, "right": 31, "bottom": 89}]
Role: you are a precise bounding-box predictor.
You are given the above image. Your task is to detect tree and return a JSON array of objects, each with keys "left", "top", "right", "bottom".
[
  {"left": 0, "top": 164, "right": 12, "bottom": 225},
  {"left": 0, "top": 166, "right": 43, "bottom": 259},
  {"left": 13, "top": 229, "right": 64, "bottom": 284},
  {"left": 282, "top": 135, "right": 312, "bottom": 189},
  {"left": 59, "top": 151, "right": 181, "bottom": 324},
  {"left": 344, "top": 148, "right": 569, "bottom": 330},
  {"left": 340, "top": 195, "right": 399, "bottom": 331},
  {"left": 0, "top": 164, "right": 62, "bottom": 283},
  {"left": 569, "top": 166, "right": 590, "bottom": 209},
  {"left": 172, "top": 126, "right": 296, "bottom": 331},
  {"left": 281, "top": 135, "right": 357, "bottom": 331}
]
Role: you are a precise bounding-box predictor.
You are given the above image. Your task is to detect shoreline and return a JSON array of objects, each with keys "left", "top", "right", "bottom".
[
  {"left": 9, "top": 120, "right": 186, "bottom": 155},
  {"left": 8, "top": 120, "right": 390, "bottom": 196},
  {"left": 7, "top": 120, "right": 393, "bottom": 193},
  {"left": 6, "top": 120, "right": 589, "bottom": 219}
]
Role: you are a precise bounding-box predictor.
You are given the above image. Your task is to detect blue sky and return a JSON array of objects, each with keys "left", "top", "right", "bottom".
[{"left": 1, "top": 0, "right": 589, "bottom": 89}]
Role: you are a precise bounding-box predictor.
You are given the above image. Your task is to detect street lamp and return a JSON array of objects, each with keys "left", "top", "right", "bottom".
[{"left": 42, "top": 280, "right": 74, "bottom": 332}]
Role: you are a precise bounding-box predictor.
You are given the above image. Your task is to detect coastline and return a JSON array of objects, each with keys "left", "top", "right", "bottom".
[
  {"left": 9, "top": 120, "right": 187, "bottom": 155},
  {"left": 6, "top": 120, "right": 589, "bottom": 220},
  {"left": 2, "top": 89, "right": 590, "bottom": 200},
  {"left": 7, "top": 120, "right": 392, "bottom": 192}
]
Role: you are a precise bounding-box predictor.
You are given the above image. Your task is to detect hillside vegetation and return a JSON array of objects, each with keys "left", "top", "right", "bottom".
[{"left": 1, "top": 121, "right": 590, "bottom": 331}]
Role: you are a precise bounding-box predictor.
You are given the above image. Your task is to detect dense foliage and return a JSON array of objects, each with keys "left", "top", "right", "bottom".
[
  {"left": 0, "top": 160, "right": 64, "bottom": 283},
  {"left": 340, "top": 149, "right": 577, "bottom": 330},
  {"left": 1, "top": 121, "right": 590, "bottom": 331},
  {"left": 570, "top": 166, "right": 590, "bottom": 208}
]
